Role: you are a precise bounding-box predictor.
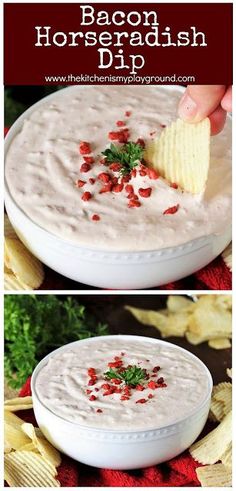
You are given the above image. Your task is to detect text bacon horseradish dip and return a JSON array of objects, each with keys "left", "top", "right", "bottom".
[
  {"left": 35, "top": 338, "right": 210, "bottom": 430},
  {"left": 5, "top": 86, "right": 231, "bottom": 251}
]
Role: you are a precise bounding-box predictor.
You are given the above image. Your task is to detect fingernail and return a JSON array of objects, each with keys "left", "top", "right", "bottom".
[{"left": 178, "top": 93, "right": 198, "bottom": 121}]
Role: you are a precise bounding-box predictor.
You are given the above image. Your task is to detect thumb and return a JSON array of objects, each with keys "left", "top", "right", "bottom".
[{"left": 178, "top": 85, "right": 226, "bottom": 122}]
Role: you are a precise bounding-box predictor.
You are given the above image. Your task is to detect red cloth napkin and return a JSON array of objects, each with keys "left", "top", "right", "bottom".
[{"left": 18, "top": 377, "right": 201, "bottom": 487}]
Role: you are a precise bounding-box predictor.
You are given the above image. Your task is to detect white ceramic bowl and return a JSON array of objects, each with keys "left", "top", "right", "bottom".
[
  {"left": 5, "top": 88, "right": 231, "bottom": 289},
  {"left": 31, "top": 335, "right": 213, "bottom": 470}
]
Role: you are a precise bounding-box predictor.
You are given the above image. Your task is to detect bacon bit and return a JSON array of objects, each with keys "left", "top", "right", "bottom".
[
  {"left": 139, "top": 170, "right": 147, "bottom": 177},
  {"left": 88, "top": 378, "right": 97, "bottom": 386},
  {"left": 125, "top": 110, "right": 131, "bottom": 117},
  {"left": 94, "top": 388, "right": 100, "bottom": 392},
  {"left": 92, "top": 214, "right": 100, "bottom": 221},
  {"left": 111, "top": 176, "right": 118, "bottom": 185},
  {"left": 170, "top": 182, "right": 178, "bottom": 189},
  {"left": 89, "top": 395, "right": 97, "bottom": 401},
  {"left": 108, "top": 129, "right": 130, "bottom": 143},
  {"left": 131, "top": 168, "right": 137, "bottom": 178},
  {"left": 96, "top": 409, "right": 103, "bottom": 413},
  {"left": 100, "top": 158, "right": 106, "bottom": 165},
  {"left": 109, "top": 163, "right": 122, "bottom": 172},
  {"left": 79, "top": 141, "right": 91, "bottom": 155},
  {"left": 80, "top": 163, "right": 91, "bottom": 173},
  {"left": 157, "top": 377, "right": 164, "bottom": 384},
  {"left": 103, "top": 390, "right": 114, "bottom": 396},
  {"left": 99, "top": 183, "right": 113, "bottom": 193},
  {"left": 82, "top": 191, "right": 92, "bottom": 201},
  {"left": 148, "top": 380, "right": 159, "bottom": 390},
  {"left": 148, "top": 394, "right": 154, "bottom": 399},
  {"left": 121, "top": 174, "right": 131, "bottom": 184},
  {"left": 147, "top": 168, "right": 159, "bottom": 180},
  {"left": 111, "top": 378, "right": 122, "bottom": 385},
  {"left": 136, "top": 138, "right": 145, "bottom": 148},
  {"left": 138, "top": 187, "right": 152, "bottom": 198},
  {"left": 98, "top": 172, "right": 111, "bottom": 183},
  {"left": 128, "top": 199, "right": 141, "bottom": 208},
  {"left": 108, "top": 360, "right": 123, "bottom": 368},
  {"left": 123, "top": 386, "right": 131, "bottom": 395},
  {"left": 163, "top": 204, "right": 180, "bottom": 215},
  {"left": 153, "top": 366, "right": 161, "bottom": 373},
  {"left": 136, "top": 384, "right": 145, "bottom": 391},
  {"left": 136, "top": 398, "right": 147, "bottom": 404},
  {"left": 121, "top": 352, "right": 125, "bottom": 356},
  {"left": 88, "top": 368, "right": 96, "bottom": 376},
  {"left": 86, "top": 389, "right": 92, "bottom": 394},
  {"left": 121, "top": 395, "right": 130, "bottom": 401},
  {"left": 89, "top": 178, "right": 95, "bottom": 185},
  {"left": 116, "top": 120, "right": 126, "bottom": 127},
  {"left": 83, "top": 156, "right": 95, "bottom": 164},
  {"left": 114, "top": 356, "right": 121, "bottom": 361},
  {"left": 113, "top": 183, "right": 124, "bottom": 193},
  {"left": 127, "top": 192, "right": 139, "bottom": 200},
  {"left": 76, "top": 179, "right": 86, "bottom": 188},
  {"left": 125, "top": 184, "right": 134, "bottom": 194},
  {"left": 101, "top": 383, "right": 111, "bottom": 390}
]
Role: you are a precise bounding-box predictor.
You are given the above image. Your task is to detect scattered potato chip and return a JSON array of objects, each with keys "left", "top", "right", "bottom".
[
  {"left": 4, "top": 271, "right": 31, "bottom": 291},
  {"left": 4, "top": 422, "right": 31, "bottom": 450},
  {"left": 145, "top": 118, "right": 210, "bottom": 194},
  {"left": 4, "top": 450, "right": 60, "bottom": 487},
  {"left": 209, "top": 399, "right": 225, "bottom": 423},
  {"left": 190, "top": 411, "right": 232, "bottom": 464},
  {"left": 4, "top": 440, "right": 12, "bottom": 454},
  {"left": 189, "top": 297, "right": 231, "bottom": 340},
  {"left": 4, "top": 410, "right": 25, "bottom": 426},
  {"left": 167, "top": 295, "right": 193, "bottom": 313},
  {"left": 4, "top": 396, "right": 33, "bottom": 411},
  {"left": 22, "top": 422, "right": 61, "bottom": 467},
  {"left": 5, "top": 237, "right": 44, "bottom": 289},
  {"left": 226, "top": 368, "right": 232, "bottom": 379},
  {"left": 208, "top": 338, "right": 231, "bottom": 349},
  {"left": 221, "top": 442, "right": 232, "bottom": 468},
  {"left": 196, "top": 463, "right": 232, "bottom": 487}
]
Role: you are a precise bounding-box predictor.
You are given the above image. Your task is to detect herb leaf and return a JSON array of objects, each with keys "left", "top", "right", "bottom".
[
  {"left": 105, "top": 365, "right": 147, "bottom": 386},
  {"left": 102, "top": 142, "right": 144, "bottom": 175}
]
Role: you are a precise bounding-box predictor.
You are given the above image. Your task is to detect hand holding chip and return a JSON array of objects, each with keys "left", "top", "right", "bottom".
[{"left": 178, "top": 85, "right": 232, "bottom": 135}]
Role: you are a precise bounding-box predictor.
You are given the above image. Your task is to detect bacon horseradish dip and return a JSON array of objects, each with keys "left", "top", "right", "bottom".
[
  {"left": 35, "top": 338, "right": 210, "bottom": 430},
  {"left": 5, "top": 86, "right": 231, "bottom": 251}
]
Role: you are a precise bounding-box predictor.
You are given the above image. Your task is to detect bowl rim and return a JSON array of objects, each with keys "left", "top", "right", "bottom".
[
  {"left": 4, "top": 85, "right": 232, "bottom": 256},
  {"left": 31, "top": 334, "right": 213, "bottom": 434}
]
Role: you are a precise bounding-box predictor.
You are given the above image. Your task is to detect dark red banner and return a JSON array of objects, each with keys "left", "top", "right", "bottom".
[{"left": 4, "top": 3, "right": 233, "bottom": 85}]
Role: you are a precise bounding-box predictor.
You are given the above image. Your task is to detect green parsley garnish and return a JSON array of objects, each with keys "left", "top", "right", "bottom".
[
  {"left": 104, "top": 365, "right": 147, "bottom": 386},
  {"left": 102, "top": 142, "right": 144, "bottom": 175}
]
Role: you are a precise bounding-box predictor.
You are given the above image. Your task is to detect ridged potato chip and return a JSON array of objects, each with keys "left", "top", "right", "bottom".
[
  {"left": 145, "top": 118, "right": 210, "bottom": 194},
  {"left": 227, "top": 368, "right": 232, "bottom": 379},
  {"left": 22, "top": 422, "right": 61, "bottom": 467},
  {"left": 4, "top": 422, "right": 31, "bottom": 450},
  {"left": 4, "top": 238, "right": 44, "bottom": 289},
  {"left": 4, "top": 450, "right": 60, "bottom": 487},
  {"left": 196, "top": 463, "right": 232, "bottom": 487},
  {"left": 4, "top": 271, "right": 31, "bottom": 291},
  {"left": 221, "top": 442, "right": 232, "bottom": 468},
  {"left": 4, "top": 396, "right": 33, "bottom": 411}
]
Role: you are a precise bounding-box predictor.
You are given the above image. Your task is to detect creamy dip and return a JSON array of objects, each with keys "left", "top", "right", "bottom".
[
  {"left": 5, "top": 85, "right": 231, "bottom": 251},
  {"left": 35, "top": 337, "right": 210, "bottom": 430}
]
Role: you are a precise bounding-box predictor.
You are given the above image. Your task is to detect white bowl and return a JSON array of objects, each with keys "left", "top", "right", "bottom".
[
  {"left": 31, "top": 335, "right": 213, "bottom": 470},
  {"left": 5, "top": 88, "right": 232, "bottom": 289}
]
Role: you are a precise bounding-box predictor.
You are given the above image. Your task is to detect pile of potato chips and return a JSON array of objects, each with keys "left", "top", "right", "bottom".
[
  {"left": 190, "top": 369, "right": 232, "bottom": 487},
  {"left": 145, "top": 117, "right": 210, "bottom": 194},
  {"left": 4, "top": 396, "right": 61, "bottom": 487},
  {"left": 126, "top": 295, "right": 232, "bottom": 349},
  {"left": 4, "top": 214, "right": 44, "bottom": 290}
]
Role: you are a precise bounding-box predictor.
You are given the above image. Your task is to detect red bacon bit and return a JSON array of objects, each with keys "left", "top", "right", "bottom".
[
  {"left": 89, "top": 178, "right": 95, "bottom": 185},
  {"left": 96, "top": 409, "right": 103, "bottom": 413},
  {"left": 121, "top": 174, "right": 131, "bottom": 184},
  {"left": 98, "top": 172, "right": 111, "bottom": 183},
  {"left": 88, "top": 378, "right": 97, "bottom": 386},
  {"left": 80, "top": 163, "right": 91, "bottom": 173},
  {"left": 148, "top": 380, "right": 159, "bottom": 390},
  {"left": 109, "top": 163, "right": 122, "bottom": 172},
  {"left": 125, "top": 184, "right": 134, "bottom": 194},
  {"left": 86, "top": 389, "right": 92, "bottom": 395},
  {"left": 88, "top": 368, "right": 96, "bottom": 376},
  {"left": 79, "top": 141, "right": 91, "bottom": 155},
  {"left": 147, "top": 168, "right": 159, "bottom": 180},
  {"left": 92, "top": 214, "right": 100, "bottom": 221},
  {"left": 76, "top": 180, "right": 86, "bottom": 188},
  {"left": 139, "top": 170, "right": 147, "bottom": 177},
  {"left": 170, "top": 182, "right": 178, "bottom": 189},
  {"left": 125, "top": 110, "right": 131, "bottom": 117},
  {"left": 163, "top": 204, "right": 180, "bottom": 215},
  {"left": 136, "top": 384, "right": 145, "bottom": 391},
  {"left": 153, "top": 366, "right": 161, "bottom": 373},
  {"left": 157, "top": 377, "right": 164, "bottom": 384},
  {"left": 81, "top": 191, "right": 92, "bottom": 201},
  {"left": 99, "top": 183, "right": 113, "bottom": 194},
  {"left": 111, "top": 378, "right": 122, "bottom": 385},
  {"left": 108, "top": 360, "right": 123, "bottom": 368},
  {"left": 111, "top": 176, "right": 118, "bottom": 185},
  {"left": 83, "top": 156, "right": 95, "bottom": 164},
  {"left": 89, "top": 395, "right": 97, "bottom": 401},
  {"left": 121, "top": 395, "right": 130, "bottom": 401},
  {"left": 131, "top": 168, "right": 137, "bottom": 178},
  {"left": 101, "top": 384, "right": 111, "bottom": 390},
  {"left": 128, "top": 199, "right": 141, "bottom": 208},
  {"left": 138, "top": 187, "right": 152, "bottom": 198},
  {"left": 136, "top": 138, "right": 145, "bottom": 148},
  {"left": 100, "top": 158, "right": 106, "bottom": 165},
  {"left": 113, "top": 183, "right": 124, "bottom": 193},
  {"left": 148, "top": 394, "right": 154, "bottom": 399},
  {"left": 116, "top": 120, "right": 126, "bottom": 127},
  {"left": 136, "top": 398, "right": 147, "bottom": 404},
  {"left": 108, "top": 129, "right": 130, "bottom": 143}
]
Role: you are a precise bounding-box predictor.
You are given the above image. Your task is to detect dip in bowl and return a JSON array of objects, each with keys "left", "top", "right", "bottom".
[
  {"left": 31, "top": 335, "right": 213, "bottom": 469},
  {"left": 5, "top": 85, "right": 231, "bottom": 288}
]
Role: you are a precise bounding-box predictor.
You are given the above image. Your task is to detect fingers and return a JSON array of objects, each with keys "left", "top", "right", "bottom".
[
  {"left": 221, "top": 86, "right": 232, "bottom": 112},
  {"left": 178, "top": 85, "right": 226, "bottom": 122},
  {"left": 208, "top": 105, "right": 227, "bottom": 136}
]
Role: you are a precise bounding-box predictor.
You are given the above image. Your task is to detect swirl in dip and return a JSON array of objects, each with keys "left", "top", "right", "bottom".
[
  {"left": 5, "top": 85, "right": 231, "bottom": 251},
  {"left": 34, "top": 337, "right": 211, "bottom": 430}
]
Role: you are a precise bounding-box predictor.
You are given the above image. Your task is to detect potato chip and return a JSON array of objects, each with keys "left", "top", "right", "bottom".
[
  {"left": 4, "top": 271, "right": 31, "bottom": 290},
  {"left": 215, "top": 386, "right": 232, "bottom": 417},
  {"left": 221, "top": 442, "right": 232, "bottom": 468},
  {"left": 209, "top": 399, "right": 225, "bottom": 423},
  {"left": 190, "top": 411, "right": 232, "bottom": 464},
  {"left": 167, "top": 295, "right": 193, "bottom": 313},
  {"left": 196, "top": 463, "right": 232, "bottom": 487},
  {"left": 4, "top": 440, "right": 12, "bottom": 454},
  {"left": 189, "top": 297, "right": 231, "bottom": 340},
  {"left": 4, "top": 214, "right": 18, "bottom": 239},
  {"left": 145, "top": 117, "right": 210, "bottom": 194},
  {"left": 185, "top": 331, "right": 203, "bottom": 345},
  {"left": 4, "top": 410, "right": 25, "bottom": 426},
  {"left": 222, "top": 243, "right": 232, "bottom": 272},
  {"left": 22, "top": 422, "right": 61, "bottom": 467},
  {"left": 4, "top": 396, "right": 33, "bottom": 411},
  {"left": 4, "top": 237, "right": 44, "bottom": 289},
  {"left": 4, "top": 421, "right": 31, "bottom": 450},
  {"left": 208, "top": 338, "right": 231, "bottom": 349},
  {"left": 226, "top": 368, "right": 232, "bottom": 379},
  {"left": 4, "top": 450, "right": 60, "bottom": 487}
]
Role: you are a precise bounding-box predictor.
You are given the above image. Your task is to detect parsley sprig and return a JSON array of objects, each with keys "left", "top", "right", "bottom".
[
  {"left": 104, "top": 365, "right": 147, "bottom": 386},
  {"left": 102, "top": 142, "right": 144, "bottom": 175}
]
